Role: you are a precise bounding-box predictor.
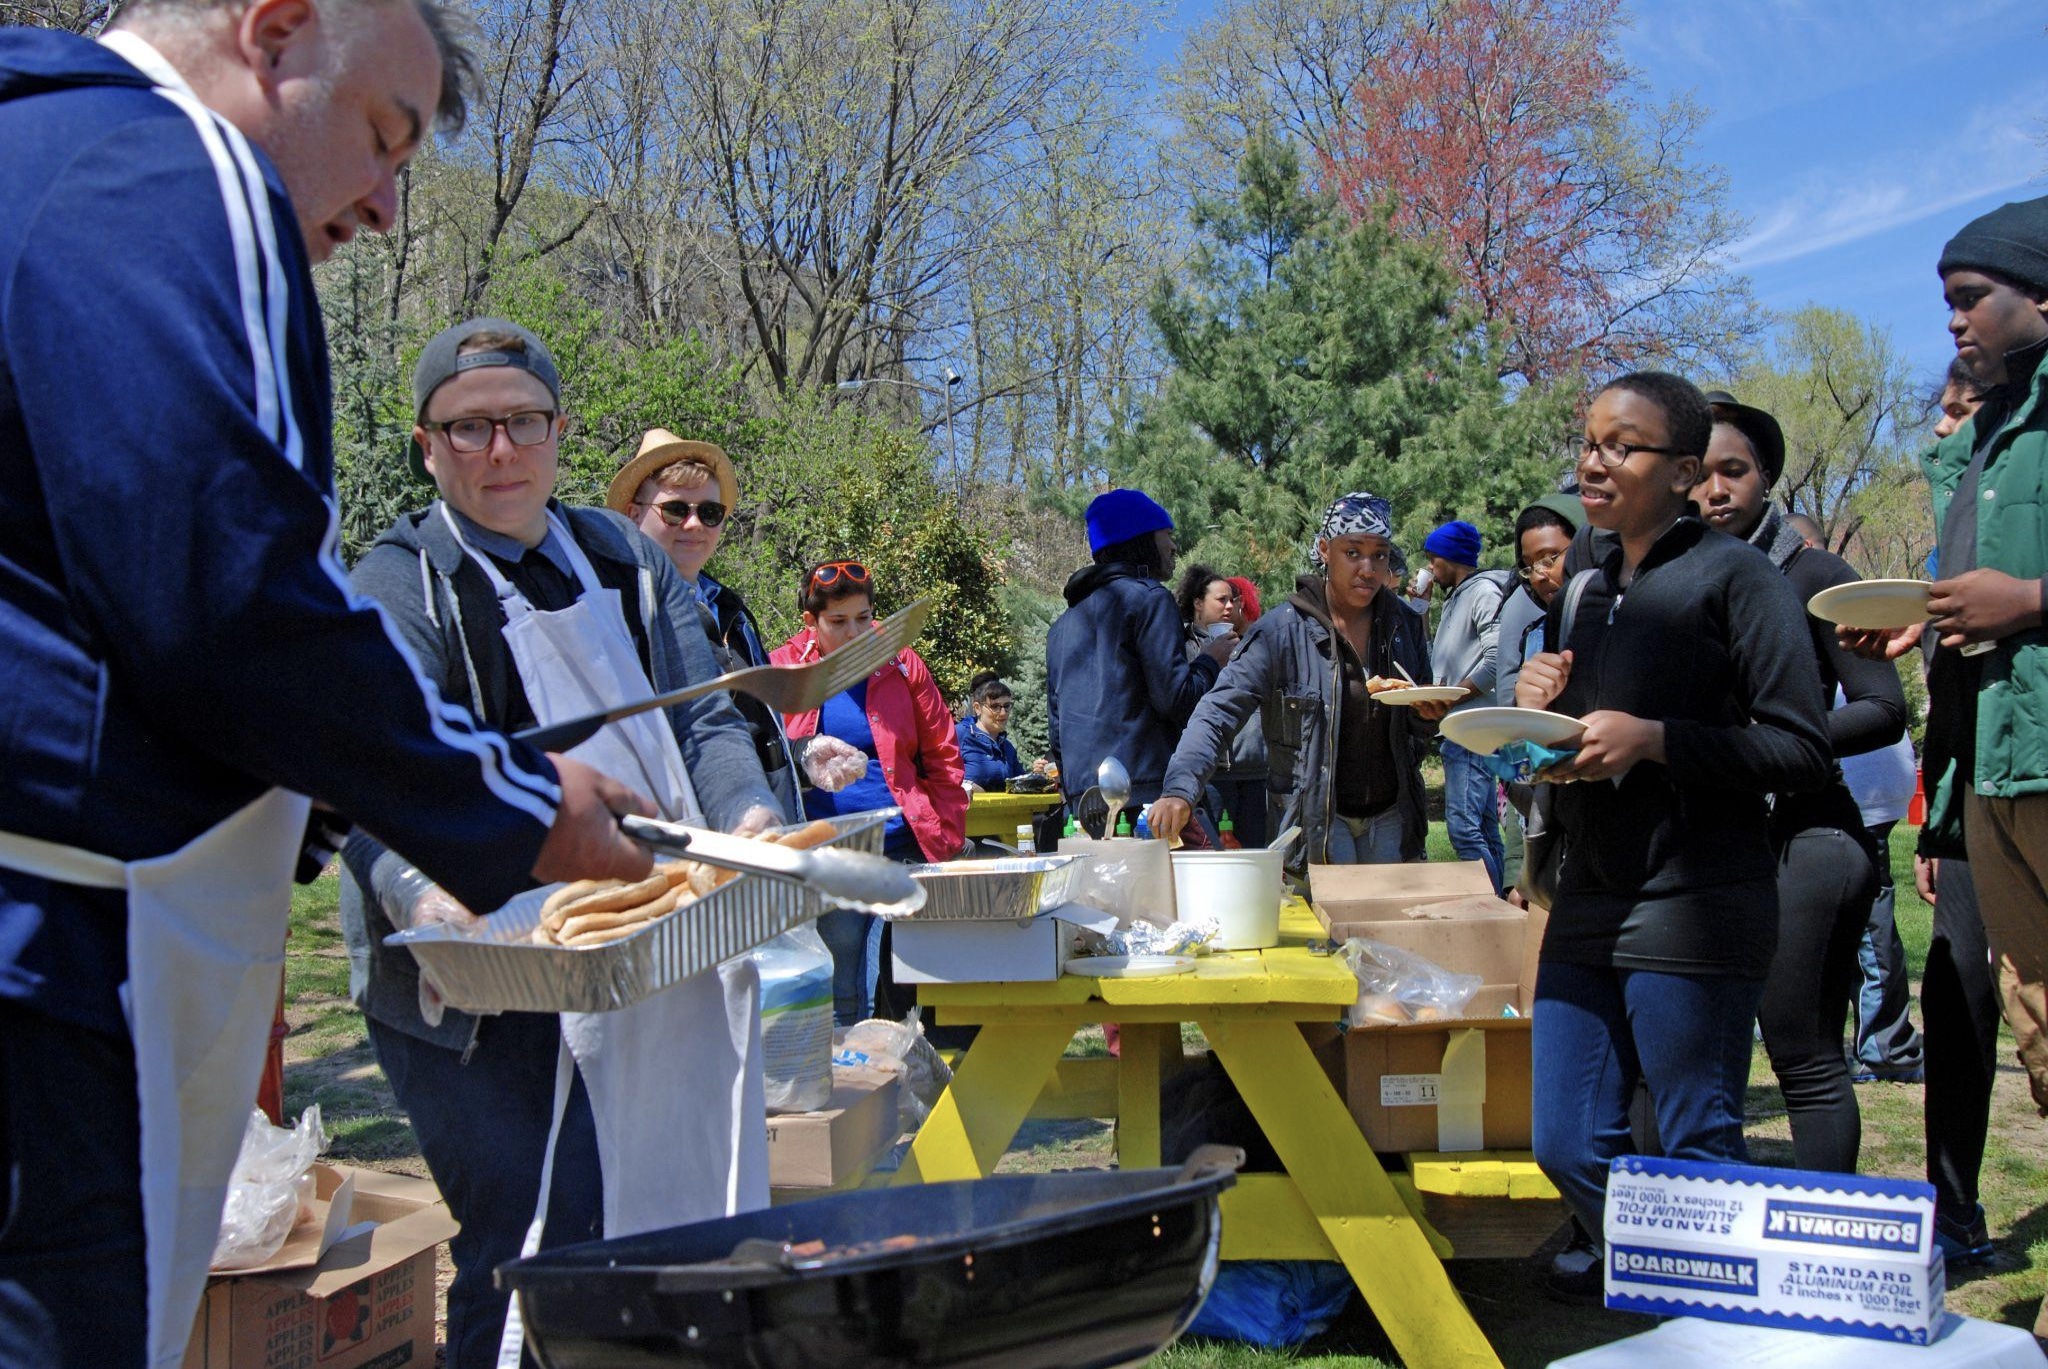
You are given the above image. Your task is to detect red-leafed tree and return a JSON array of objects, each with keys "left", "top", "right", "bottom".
[{"left": 1322, "top": 0, "right": 1752, "bottom": 383}]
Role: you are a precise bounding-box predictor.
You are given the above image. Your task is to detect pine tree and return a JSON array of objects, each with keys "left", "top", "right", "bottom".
[{"left": 1110, "top": 130, "right": 1568, "bottom": 598}]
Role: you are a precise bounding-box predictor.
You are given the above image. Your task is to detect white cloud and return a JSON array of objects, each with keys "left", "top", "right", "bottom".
[{"left": 1723, "top": 89, "right": 2048, "bottom": 268}]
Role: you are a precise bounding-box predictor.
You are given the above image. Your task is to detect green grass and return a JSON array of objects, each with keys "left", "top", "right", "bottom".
[{"left": 282, "top": 823, "right": 2048, "bottom": 1364}]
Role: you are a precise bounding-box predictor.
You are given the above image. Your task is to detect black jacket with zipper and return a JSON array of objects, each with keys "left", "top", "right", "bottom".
[{"left": 1540, "top": 512, "right": 1831, "bottom": 977}]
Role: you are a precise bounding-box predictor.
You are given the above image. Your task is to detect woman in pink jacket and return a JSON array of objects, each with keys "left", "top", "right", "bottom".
[{"left": 772, "top": 559, "right": 966, "bottom": 1021}]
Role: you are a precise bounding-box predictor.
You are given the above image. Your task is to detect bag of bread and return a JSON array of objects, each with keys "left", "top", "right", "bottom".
[{"left": 1337, "top": 937, "right": 1482, "bottom": 1028}]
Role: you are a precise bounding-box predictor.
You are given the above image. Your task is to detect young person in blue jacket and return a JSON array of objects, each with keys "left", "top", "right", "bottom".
[
  {"left": 956, "top": 671, "right": 1027, "bottom": 791},
  {"left": 1046, "top": 489, "right": 1237, "bottom": 825}
]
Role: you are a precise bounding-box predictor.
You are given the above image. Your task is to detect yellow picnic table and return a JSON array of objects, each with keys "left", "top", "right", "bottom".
[
  {"left": 961, "top": 789, "right": 1061, "bottom": 839},
  {"left": 896, "top": 898, "right": 1513, "bottom": 1369}
]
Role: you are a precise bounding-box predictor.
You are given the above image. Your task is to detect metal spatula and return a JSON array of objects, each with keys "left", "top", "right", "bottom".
[
  {"left": 517, "top": 600, "right": 931, "bottom": 753},
  {"left": 620, "top": 816, "right": 928, "bottom": 917}
]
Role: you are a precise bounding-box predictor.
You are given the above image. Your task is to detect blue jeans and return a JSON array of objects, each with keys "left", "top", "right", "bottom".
[
  {"left": 371, "top": 1014, "right": 603, "bottom": 1369},
  {"left": 0, "top": 1006, "right": 147, "bottom": 1369},
  {"left": 1441, "top": 739, "right": 1504, "bottom": 891},
  {"left": 1531, "top": 961, "right": 1764, "bottom": 1239},
  {"left": 1852, "top": 822, "right": 1923, "bottom": 1072},
  {"left": 1325, "top": 808, "right": 1406, "bottom": 864},
  {"left": 817, "top": 908, "right": 882, "bottom": 1026}
]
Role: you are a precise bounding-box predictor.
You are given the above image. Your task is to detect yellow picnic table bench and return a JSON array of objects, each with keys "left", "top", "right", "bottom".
[
  {"left": 960, "top": 789, "right": 1062, "bottom": 840},
  {"left": 895, "top": 898, "right": 1556, "bottom": 1369}
]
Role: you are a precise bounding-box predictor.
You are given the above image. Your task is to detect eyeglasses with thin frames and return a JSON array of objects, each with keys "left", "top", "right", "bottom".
[
  {"left": 1517, "top": 549, "right": 1566, "bottom": 580},
  {"left": 422, "top": 410, "right": 557, "bottom": 453},
  {"left": 1579, "top": 437, "right": 1686, "bottom": 468}
]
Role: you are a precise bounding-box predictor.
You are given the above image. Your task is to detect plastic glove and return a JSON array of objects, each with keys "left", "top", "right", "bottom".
[
  {"left": 411, "top": 887, "right": 480, "bottom": 931},
  {"left": 802, "top": 736, "right": 869, "bottom": 792},
  {"left": 730, "top": 805, "right": 782, "bottom": 839}
]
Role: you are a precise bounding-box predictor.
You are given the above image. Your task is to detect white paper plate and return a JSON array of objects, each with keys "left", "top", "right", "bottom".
[
  {"left": 1806, "top": 579, "right": 1932, "bottom": 630},
  {"left": 1063, "top": 954, "right": 1197, "bottom": 978},
  {"left": 1370, "top": 685, "right": 1468, "bottom": 706},
  {"left": 1439, "top": 706, "right": 1587, "bottom": 756}
]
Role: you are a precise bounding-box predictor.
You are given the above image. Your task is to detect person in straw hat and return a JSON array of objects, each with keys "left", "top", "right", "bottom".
[{"left": 608, "top": 430, "right": 844, "bottom": 819}]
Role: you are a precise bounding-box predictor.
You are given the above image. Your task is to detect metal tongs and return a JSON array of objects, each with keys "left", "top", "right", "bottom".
[
  {"left": 516, "top": 601, "right": 932, "bottom": 753},
  {"left": 620, "top": 816, "right": 927, "bottom": 918}
]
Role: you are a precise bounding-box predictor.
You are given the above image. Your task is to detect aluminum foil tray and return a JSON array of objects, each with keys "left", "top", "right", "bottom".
[
  {"left": 904, "top": 854, "right": 1085, "bottom": 922},
  {"left": 386, "top": 810, "right": 891, "bottom": 1015}
]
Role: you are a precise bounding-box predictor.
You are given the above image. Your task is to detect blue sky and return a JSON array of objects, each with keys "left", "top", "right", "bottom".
[
  {"left": 1617, "top": 0, "right": 2048, "bottom": 385},
  {"left": 1145, "top": 0, "right": 2048, "bottom": 387}
]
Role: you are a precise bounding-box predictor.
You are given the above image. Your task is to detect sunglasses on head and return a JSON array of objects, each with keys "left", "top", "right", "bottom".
[
  {"left": 647, "top": 498, "right": 727, "bottom": 528},
  {"left": 807, "top": 560, "right": 872, "bottom": 592}
]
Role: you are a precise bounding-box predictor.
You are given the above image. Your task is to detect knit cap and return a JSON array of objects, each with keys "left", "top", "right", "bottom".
[{"left": 1938, "top": 196, "right": 2048, "bottom": 295}]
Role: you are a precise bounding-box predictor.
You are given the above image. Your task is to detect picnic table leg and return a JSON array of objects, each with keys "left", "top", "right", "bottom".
[
  {"left": 1205, "top": 1017, "right": 1502, "bottom": 1369},
  {"left": 1116, "top": 1022, "right": 1171, "bottom": 1168},
  {"left": 893, "top": 1021, "right": 1074, "bottom": 1185}
]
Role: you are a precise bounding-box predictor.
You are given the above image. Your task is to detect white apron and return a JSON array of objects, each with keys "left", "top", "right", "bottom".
[
  {"left": 437, "top": 508, "right": 768, "bottom": 1368},
  {"left": 0, "top": 788, "right": 311, "bottom": 1369}
]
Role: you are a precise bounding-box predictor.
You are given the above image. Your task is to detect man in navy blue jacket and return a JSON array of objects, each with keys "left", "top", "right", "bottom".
[
  {"left": 1046, "top": 489, "right": 1236, "bottom": 821},
  {"left": 0, "top": 5, "right": 656, "bottom": 1365}
]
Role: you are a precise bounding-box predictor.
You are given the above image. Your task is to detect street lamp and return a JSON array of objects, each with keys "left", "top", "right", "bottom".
[{"left": 835, "top": 370, "right": 965, "bottom": 488}]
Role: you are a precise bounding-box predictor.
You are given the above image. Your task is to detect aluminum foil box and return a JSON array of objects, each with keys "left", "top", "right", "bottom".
[{"left": 1603, "top": 1156, "right": 1946, "bottom": 1344}]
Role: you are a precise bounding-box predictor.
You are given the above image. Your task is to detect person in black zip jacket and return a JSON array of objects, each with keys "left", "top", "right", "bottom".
[
  {"left": 1517, "top": 372, "right": 1830, "bottom": 1298},
  {"left": 1696, "top": 391, "right": 1907, "bottom": 1173}
]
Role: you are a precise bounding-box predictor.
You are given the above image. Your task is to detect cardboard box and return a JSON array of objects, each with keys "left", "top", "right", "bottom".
[
  {"left": 1603, "top": 1156, "right": 1946, "bottom": 1344},
  {"left": 183, "top": 1168, "right": 456, "bottom": 1369},
  {"left": 1309, "top": 861, "right": 1526, "bottom": 984},
  {"left": 1340, "top": 1001, "right": 1533, "bottom": 1152},
  {"left": 891, "top": 904, "right": 1109, "bottom": 983},
  {"left": 1313, "top": 863, "right": 1546, "bottom": 1153},
  {"left": 766, "top": 1067, "right": 902, "bottom": 1189}
]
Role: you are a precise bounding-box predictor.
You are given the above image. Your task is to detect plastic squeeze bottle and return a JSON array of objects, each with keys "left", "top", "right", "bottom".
[
  {"left": 1218, "top": 812, "right": 1242, "bottom": 849},
  {"left": 1114, "top": 812, "right": 1133, "bottom": 838}
]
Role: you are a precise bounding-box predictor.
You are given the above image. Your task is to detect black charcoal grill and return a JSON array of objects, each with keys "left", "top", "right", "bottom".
[{"left": 496, "top": 1150, "right": 1240, "bottom": 1369}]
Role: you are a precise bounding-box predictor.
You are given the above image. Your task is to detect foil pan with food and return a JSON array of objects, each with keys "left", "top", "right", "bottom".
[{"left": 387, "top": 811, "right": 890, "bottom": 1015}]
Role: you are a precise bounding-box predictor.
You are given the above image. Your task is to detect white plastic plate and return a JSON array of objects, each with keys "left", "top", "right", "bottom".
[
  {"left": 1439, "top": 706, "right": 1588, "bottom": 756},
  {"left": 1370, "top": 685, "right": 1468, "bottom": 706},
  {"left": 1064, "top": 954, "right": 1197, "bottom": 978},
  {"left": 1806, "top": 579, "right": 1932, "bottom": 630}
]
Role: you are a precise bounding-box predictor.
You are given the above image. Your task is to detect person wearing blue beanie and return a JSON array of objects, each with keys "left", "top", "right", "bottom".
[
  {"left": 1085, "top": 488, "right": 1175, "bottom": 555},
  {"left": 1423, "top": 517, "right": 1511, "bottom": 891},
  {"left": 1046, "top": 489, "right": 1237, "bottom": 824},
  {"left": 1423, "top": 519, "right": 1482, "bottom": 568}
]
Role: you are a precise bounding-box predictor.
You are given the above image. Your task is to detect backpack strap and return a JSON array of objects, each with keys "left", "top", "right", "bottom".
[{"left": 1549, "top": 568, "right": 1599, "bottom": 654}]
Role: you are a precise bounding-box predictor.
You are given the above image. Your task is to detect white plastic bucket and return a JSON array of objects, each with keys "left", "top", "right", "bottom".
[{"left": 1170, "top": 848, "right": 1285, "bottom": 950}]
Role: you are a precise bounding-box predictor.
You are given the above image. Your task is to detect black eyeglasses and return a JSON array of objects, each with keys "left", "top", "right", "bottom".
[
  {"left": 423, "top": 410, "right": 556, "bottom": 453},
  {"left": 1580, "top": 437, "right": 1687, "bottom": 468},
  {"left": 1517, "top": 550, "right": 1566, "bottom": 580},
  {"left": 647, "top": 499, "right": 727, "bottom": 528},
  {"left": 981, "top": 699, "right": 1014, "bottom": 711}
]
